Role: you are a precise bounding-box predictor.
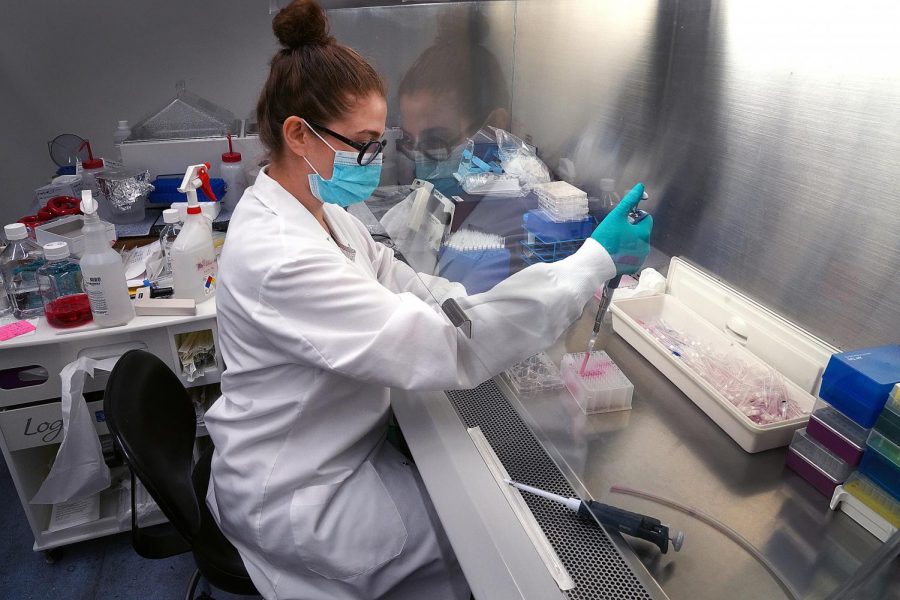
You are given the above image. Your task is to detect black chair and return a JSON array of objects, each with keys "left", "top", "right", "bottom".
[{"left": 104, "top": 349, "right": 259, "bottom": 599}]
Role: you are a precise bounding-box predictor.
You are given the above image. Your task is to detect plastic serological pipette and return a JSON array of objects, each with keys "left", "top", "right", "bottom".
[
  {"left": 581, "top": 193, "right": 652, "bottom": 375},
  {"left": 505, "top": 479, "right": 684, "bottom": 554}
]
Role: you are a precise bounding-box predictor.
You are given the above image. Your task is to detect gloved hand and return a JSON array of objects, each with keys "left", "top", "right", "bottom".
[{"left": 590, "top": 182, "right": 653, "bottom": 275}]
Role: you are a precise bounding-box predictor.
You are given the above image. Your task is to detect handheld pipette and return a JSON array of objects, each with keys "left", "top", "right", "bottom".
[
  {"left": 581, "top": 193, "right": 651, "bottom": 375},
  {"left": 505, "top": 479, "right": 684, "bottom": 554}
]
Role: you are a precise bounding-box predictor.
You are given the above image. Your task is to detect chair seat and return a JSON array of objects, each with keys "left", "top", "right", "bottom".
[{"left": 191, "top": 445, "right": 259, "bottom": 595}]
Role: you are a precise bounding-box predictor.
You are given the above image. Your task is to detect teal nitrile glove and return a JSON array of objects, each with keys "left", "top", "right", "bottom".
[{"left": 590, "top": 182, "right": 653, "bottom": 275}]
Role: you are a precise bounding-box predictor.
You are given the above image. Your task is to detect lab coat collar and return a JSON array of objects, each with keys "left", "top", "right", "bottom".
[
  {"left": 253, "top": 166, "right": 322, "bottom": 231},
  {"left": 254, "top": 167, "right": 356, "bottom": 258}
]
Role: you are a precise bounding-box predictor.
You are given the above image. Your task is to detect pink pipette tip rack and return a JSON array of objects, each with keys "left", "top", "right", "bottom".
[{"left": 561, "top": 351, "right": 634, "bottom": 414}]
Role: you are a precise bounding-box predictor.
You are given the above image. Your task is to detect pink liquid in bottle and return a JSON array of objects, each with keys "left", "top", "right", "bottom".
[{"left": 45, "top": 294, "right": 93, "bottom": 328}]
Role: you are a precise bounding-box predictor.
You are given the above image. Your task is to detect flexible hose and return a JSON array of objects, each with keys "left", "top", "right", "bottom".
[{"left": 610, "top": 484, "right": 801, "bottom": 600}]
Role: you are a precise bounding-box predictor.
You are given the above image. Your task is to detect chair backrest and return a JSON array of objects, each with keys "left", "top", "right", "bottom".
[{"left": 104, "top": 349, "right": 201, "bottom": 539}]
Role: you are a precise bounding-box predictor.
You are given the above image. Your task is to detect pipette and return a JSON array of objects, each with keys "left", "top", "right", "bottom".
[
  {"left": 505, "top": 479, "right": 684, "bottom": 554},
  {"left": 581, "top": 194, "right": 651, "bottom": 375}
]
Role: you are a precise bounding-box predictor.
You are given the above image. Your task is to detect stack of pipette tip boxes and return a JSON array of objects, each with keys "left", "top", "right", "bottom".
[
  {"left": 522, "top": 181, "right": 594, "bottom": 264},
  {"left": 785, "top": 345, "right": 900, "bottom": 540},
  {"left": 437, "top": 228, "right": 510, "bottom": 294},
  {"left": 560, "top": 351, "right": 634, "bottom": 414}
]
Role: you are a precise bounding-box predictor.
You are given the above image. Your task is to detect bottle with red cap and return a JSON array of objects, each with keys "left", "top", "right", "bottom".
[
  {"left": 78, "top": 140, "right": 106, "bottom": 200},
  {"left": 220, "top": 134, "right": 248, "bottom": 212},
  {"left": 171, "top": 163, "right": 218, "bottom": 302}
]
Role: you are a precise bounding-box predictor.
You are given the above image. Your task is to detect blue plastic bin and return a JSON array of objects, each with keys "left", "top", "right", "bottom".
[
  {"left": 859, "top": 433, "right": 900, "bottom": 502},
  {"left": 437, "top": 246, "right": 510, "bottom": 295},
  {"left": 523, "top": 210, "right": 594, "bottom": 243},
  {"left": 148, "top": 174, "right": 227, "bottom": 204},
  {"left": 819, "top": 345, "right": 900, "bottom": 428}
]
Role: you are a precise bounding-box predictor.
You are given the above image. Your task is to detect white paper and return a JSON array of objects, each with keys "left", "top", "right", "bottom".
[
  {"left": 48, "top": 494, "right": 100, "bottom": 532},
  {"left": 124, "top": 240, "right": 161, "bottom": 281}
]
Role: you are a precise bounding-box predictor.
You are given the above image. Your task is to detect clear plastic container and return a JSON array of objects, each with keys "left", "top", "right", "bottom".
[
  {"left": 532, "top": 181, "right": 589, "bottom": 222},
  {"left": 37, "top": 242, "right": 92, "bottom": 329},
  {"left": 0, "top": 269, "right": 12, "bottom": 319},
  {"left": 786, "top": 427, "right": 853, "bottom": 496},
  {"left": 220, "top": 135, "right": 248, "bottom": 212},
  {"left": 95, "top": 169, "right": 153, "bottom": 224},
  {"left": 506, "top": 353, "right": 565, "bottom": 396},
  {"left": 79, "top": 195, "right": 135, "bottom": 328},
  {"left": 873, "top": 393, "right": 900, "bottom": 447},
  {"left": 859, "top": 432, "right": 900, "bottom": 502},
  {"left": 843, "top": 472, "right": 900, "bottom": 528},
  {"left": 1, "top": 223, "right": 46, "bottom": 319},
  {"left": 560, "top": 351, "right": 634, "bottom": 414},
  {"left": 807, "top": 398, "right": 870, "bottom": 466},
  {"left": 158, "top": 209, "right": 182, "bottom": 282}
]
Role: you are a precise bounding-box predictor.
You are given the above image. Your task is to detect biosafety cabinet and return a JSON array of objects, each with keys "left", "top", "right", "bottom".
[{"left": 0, "top": 302, "right": 222, "bottom": 556}]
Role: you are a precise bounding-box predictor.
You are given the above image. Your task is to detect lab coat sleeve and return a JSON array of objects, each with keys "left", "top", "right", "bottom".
[
  {"left": 365, "top": 234, "right": 468, "bottom": 304},
  {"left": 256, "top": 239, "right": 615, "bottom": 391}
]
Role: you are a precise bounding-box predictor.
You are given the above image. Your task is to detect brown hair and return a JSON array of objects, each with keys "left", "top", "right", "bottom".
[{"left": 256, "top": 0, "right": 385, "bottom": 156}]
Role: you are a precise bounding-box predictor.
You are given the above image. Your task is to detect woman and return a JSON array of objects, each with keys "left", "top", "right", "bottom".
[
  {"left": 396, "top": 10, "right": 510, "bottom": 194},
  {"left": 205, "top": 2, "right": 652, "bottom": 599}
]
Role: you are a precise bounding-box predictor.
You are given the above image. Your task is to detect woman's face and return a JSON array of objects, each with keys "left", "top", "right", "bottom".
[
  {"left": 302, "top": 92, "right": 388, "bottom": 180},
  {"left": 398, "top": 90, "right": 474, "bottom": 163}
]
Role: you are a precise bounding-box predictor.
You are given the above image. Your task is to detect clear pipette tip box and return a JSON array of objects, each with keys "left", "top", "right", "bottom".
[
  {"left": 561, "top": 351, "right": 634, "bottom": 414},
  {"left": 505, "top": 353, "right": 565, "bottom": 395}
]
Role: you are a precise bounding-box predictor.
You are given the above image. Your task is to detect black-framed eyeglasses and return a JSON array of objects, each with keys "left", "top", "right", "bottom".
[{"left": 306, "top": 120, "right": 386, "bottom": 166}]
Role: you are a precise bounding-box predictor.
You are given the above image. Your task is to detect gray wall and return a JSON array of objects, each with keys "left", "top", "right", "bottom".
[
  {"left": 0, "top": 1, "right": 276, "bottom": 221},
  {"left": 1, "top": 0, "right": 897, "bottom": 349}
]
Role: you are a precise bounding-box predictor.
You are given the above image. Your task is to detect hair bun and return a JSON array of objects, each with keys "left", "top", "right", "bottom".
[{"left": 273, "top": 0, "right": 332, "bottom": 50}]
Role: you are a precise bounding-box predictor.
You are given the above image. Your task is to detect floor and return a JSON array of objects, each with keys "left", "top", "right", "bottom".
[{"left": 0, "top": 457, "right": 255, "bottom": 600}]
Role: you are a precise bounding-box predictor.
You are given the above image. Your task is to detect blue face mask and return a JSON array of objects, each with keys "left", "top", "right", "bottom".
[{"left": 303, "top": 123, "right": 383, "bottom": 207}]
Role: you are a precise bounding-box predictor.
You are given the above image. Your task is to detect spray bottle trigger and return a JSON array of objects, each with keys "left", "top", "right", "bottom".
[{"left": 197, "top": 164, "right": 218, "bottom": 202}]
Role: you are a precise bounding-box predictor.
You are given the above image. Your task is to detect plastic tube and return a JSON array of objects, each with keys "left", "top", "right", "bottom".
[{"left": 609, "top": 484, "right": 801, "bottom": 600}]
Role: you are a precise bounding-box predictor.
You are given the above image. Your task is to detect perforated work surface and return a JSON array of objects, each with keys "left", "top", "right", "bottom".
[{"left": 447, "top": 379, "right": 654, "bottom": 600}]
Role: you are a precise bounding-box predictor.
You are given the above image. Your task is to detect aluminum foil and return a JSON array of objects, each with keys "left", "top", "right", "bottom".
[{"left": 96, "top": 170, "right": 154, "bottom": 213}]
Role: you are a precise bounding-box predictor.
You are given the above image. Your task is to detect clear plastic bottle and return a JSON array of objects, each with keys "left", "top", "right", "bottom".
[
  {"left": 219, "top": 134, "right": 248, "bottom": 212},
  {"left": 0, "top": 269, "right": 12, "bottom": 319},
  {"left": 78, "top": 140, "right": 107, "bottom": 200},
  {"left": 171, "top": 206, "right": 217, "bottom": 302},
  {"left": 113, "top": 120, "right": 131, "bottom": 163},
  {"left": 38, "top": 242, "right": 92, "bottom": 329},
  {"left": 1, "top": 223, "right": 46, "bottom": 319},
  {"left": 78, "top": 191, "right": 135, "bottom": 327},
  {"left": 158, "top": 208, "right": 182, "bottom": 280}
]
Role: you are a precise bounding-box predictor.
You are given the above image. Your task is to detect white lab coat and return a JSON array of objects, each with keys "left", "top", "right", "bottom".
[{"left": 205, "top": 168, "right": 615, "bottom": 600}]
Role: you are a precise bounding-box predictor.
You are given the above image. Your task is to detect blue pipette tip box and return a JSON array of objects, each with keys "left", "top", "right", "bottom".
[
  {"left": 437, "top": 246, "right": 510, "bottom": 295},
  {"left": 819, "top": 345, "right": 900, "bottom": 428}
]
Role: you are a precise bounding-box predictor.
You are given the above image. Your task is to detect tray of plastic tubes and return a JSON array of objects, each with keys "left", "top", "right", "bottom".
[
  {"left": 559, "top": 351, "right": 634, "bottom": 414},
  {"left": 610, "top": 258, "right": 836, "bottom": 453}
]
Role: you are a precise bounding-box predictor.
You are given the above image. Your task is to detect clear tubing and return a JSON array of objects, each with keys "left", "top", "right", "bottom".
[{"left": 609, "top": 485, "right": 801, "bottom": 600}]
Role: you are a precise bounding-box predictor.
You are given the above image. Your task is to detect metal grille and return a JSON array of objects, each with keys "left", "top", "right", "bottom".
[{"left": 447, "top": 379, "right": 654, "bottom": 600}]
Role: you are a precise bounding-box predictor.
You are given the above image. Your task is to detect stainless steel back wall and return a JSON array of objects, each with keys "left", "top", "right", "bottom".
[
  {"left": 510, "top": 0, "right": 900, "bottom": 349},
  {"left": 329, "top": 0, "right": 898, "bottom": 349}
]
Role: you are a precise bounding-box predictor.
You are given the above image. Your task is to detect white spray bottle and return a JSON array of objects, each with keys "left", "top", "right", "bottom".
[
  {"left": 171, "top": 163, "right": 218, "bottom": 302},
  {"left": 79, "top": 190, "right": 135, "bottom": 327}
]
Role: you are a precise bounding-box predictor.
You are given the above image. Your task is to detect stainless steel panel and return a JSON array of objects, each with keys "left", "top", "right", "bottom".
[
  {"left": 510, "top": 0, "right": 900, "bottom": 349},
  {"left": 328, "top": 2, "right": 516, "bottom": 129},
  {"left": 505, "top": 313, "right": 900, "bottom": 599}
]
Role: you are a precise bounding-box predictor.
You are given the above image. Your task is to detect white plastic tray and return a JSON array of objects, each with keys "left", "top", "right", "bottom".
[{"left": 611, "top": 258, "right": 837, "bottom": 453}]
